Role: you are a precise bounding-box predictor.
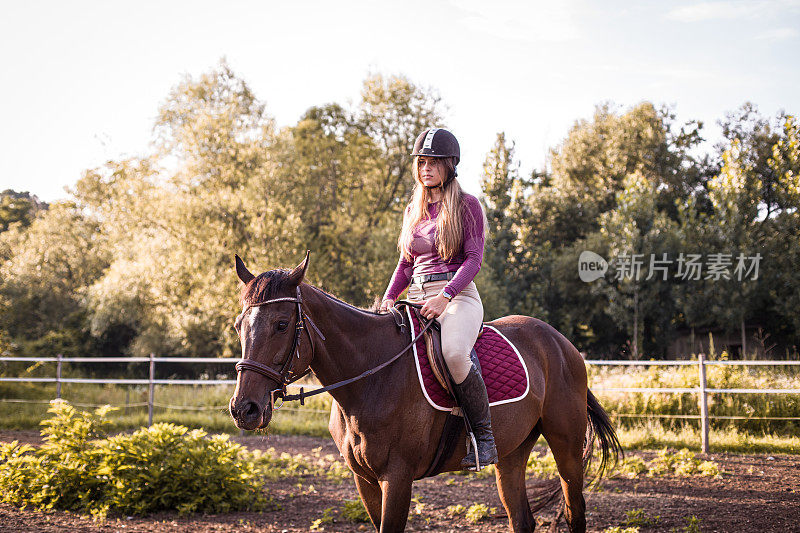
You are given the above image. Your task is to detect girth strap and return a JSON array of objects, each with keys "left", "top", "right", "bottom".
[{"left": 417, "top": 412, "right": 464, "bottom": 479}]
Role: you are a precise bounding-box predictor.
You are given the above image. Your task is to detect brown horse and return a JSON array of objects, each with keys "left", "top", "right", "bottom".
[{"left": 229, "top": 253, "right": 622, "bottom": 533}]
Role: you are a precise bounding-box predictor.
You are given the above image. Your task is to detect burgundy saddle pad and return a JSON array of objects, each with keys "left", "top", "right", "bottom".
[{"left": 405, "top": 308, "right": 530, "bottom": 411}]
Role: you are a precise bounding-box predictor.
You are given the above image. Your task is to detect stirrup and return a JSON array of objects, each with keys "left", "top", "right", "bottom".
[{"left": 465, "top": 432, "right": 483, "bottom": 471}]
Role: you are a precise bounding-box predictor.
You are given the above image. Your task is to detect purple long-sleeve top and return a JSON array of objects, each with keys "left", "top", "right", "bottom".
[{"left": 384, "top": 193, "right": 485, "bottom": 301}]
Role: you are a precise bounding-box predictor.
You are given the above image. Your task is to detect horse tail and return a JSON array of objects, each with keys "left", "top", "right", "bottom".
[
  {"left": 526, "top": 389, "right": 623, "bottom": 515},
  {"left": 585, "top": 388, "right": 623, "bottom": 482}
]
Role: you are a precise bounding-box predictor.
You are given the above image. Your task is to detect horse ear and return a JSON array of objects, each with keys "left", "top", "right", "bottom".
[
  {"left": 288, "top": 250, "right": 311, "bottom": 286},
  {"left": 235, "top": 254, "right": 255, "bottom": 285}
]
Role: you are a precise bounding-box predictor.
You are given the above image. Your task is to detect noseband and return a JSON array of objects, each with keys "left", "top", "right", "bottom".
[{"left": 235, "top": 286, "right": 324, "bottom": 406}]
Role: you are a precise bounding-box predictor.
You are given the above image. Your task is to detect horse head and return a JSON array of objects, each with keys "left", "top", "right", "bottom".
[{"left": 229, "top": 252, "right": 314, "bottom": 431}]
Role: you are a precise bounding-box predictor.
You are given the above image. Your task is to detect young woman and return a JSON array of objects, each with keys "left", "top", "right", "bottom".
[{"left": 379, "top": 128, "right": 497, "bottom": 469}]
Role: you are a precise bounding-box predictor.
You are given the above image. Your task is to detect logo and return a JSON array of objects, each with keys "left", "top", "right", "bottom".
[
  {"left": 422, "top": 128, "right": 438, "bottom": 150},
  {"left": 578, "top": 251, "right": 608, "bottom": 282}
]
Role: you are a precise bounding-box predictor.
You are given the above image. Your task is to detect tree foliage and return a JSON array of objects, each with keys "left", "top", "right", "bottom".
[
  {"left": 0, "top": 62, "right": 796, "bottom": 360},
  {"left": 0, "top": 190, "right": 47, "bottom": 236},
  {"left": 482, "top": 103, "right": 798, "bottom": 357},
  {"left": 0, "top": 62, "right": 445, "bottom": 358}
]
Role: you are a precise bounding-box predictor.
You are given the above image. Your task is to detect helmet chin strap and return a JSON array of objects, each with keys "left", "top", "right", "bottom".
[{"left": 424, "top": 173, "right": 456, "bottom": 191}]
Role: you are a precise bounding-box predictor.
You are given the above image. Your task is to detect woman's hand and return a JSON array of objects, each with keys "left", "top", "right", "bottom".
[
  {"left": 420, "top": 294, "right": 449, "bottom": 319},
  {"left": 379, "top": 298, "right": 395, "bottom": 313}
]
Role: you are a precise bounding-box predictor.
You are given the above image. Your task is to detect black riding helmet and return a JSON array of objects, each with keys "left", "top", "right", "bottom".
[
  {"left": 412, "top": 128, "right": 460, "bottom": 164},
  {"left": 412, "top": 128, "right": 460, "bottom": 188}
]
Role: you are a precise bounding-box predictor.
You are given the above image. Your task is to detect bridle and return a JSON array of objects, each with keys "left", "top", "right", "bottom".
[
  {"left": 234, "top": 286, "right": 324, "bottom": 408},
  {"left": 234, "top": 285, "right": 436, "bottom": 408}
]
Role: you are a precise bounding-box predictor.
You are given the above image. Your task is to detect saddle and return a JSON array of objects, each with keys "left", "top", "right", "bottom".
[
  {"left": 392, "top": 301, "right": 458, "bottom": 398},
  {"left": 390, "top": 300, "right": 530, "bottom": 477},
  {"left": 392, "top": 301, "right": 475, "bottom": 477}
]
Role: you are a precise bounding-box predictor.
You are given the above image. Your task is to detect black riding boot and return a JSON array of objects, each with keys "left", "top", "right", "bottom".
[{"left": 453, "top": 361, "right": 498, "bottom": 470}]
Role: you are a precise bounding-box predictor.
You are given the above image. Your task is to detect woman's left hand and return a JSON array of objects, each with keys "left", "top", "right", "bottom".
[{"left": 420, "top": 294, "right": 449, "bottom": 319}]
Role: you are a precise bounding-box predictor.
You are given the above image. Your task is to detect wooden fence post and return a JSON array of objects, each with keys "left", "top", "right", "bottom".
[
  {"left": 148, "top": 353, "right": 155, "bottom": 427},
  {"left": 56, "top": 353, "right": 63, "bottom": 399},
  {"left": 698, "top": 353, "right": 709, "bottom": 454}
]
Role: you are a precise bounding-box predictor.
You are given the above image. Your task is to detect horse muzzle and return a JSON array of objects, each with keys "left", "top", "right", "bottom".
[{"left": 229, "top": 396, "right": 273, "bottom": 431}]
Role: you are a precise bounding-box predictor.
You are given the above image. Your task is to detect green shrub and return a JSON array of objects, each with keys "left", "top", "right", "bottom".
[
  {"left": 622, "top": 508, "right": 659, "bottom": 527},
  {"left": 646, "top": 448, "right": 719, "bottom": 478},
  {"left": 610, "top": 449, "right": 720, "bottom": 479},
  {"left": 616, "top": 456, "right": 648, "bottom": 478},
  {"left": 0, "top": 400, "right": 267, "bottom": 518},
  {"left": 680, "top": 515, "right": 702, "bottom": 533},
  {"left": 248, "top": 447, "right": 316, "bottom": 479},
  {"left": 341, "top": 498, "right": 370, "bottom": 522},
  {"left": 310, "top": 507, "right": 336, "bottom": 530},
  {"left": 465, "top": 503, "right": 492, "bottom": 524},
  {"left": 446, "top": 503, "right": 466, "bottom": 517},
  {"left": 526, "top": 449, "right": 559, "bottom": 477},
  {"left": 245, "top": 445, "right": 351, "bottom": 484}
]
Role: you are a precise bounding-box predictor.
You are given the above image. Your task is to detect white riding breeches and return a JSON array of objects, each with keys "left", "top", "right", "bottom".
[{"left": 407, "top": 279, "right": 483, "bottom": 384}]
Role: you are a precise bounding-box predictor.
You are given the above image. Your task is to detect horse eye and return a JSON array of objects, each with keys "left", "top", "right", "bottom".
[{"left": 275, "top": 321, "right": 289, "bottom": 332}]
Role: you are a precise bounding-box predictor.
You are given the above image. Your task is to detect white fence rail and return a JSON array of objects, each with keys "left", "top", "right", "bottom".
[
  {"left": 586, "top": 355, "right": 800, "bottom": 452},
  {"left": 2, "top": 354, "right": 800, "bottom": 452}
]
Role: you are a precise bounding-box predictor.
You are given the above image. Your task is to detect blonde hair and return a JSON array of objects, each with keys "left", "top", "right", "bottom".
[{"left": 398, "top": 156, "right": 485, "bottom": 261}]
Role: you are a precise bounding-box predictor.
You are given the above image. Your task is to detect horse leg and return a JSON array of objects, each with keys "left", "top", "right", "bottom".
[
  {"left": 353, "top": 473, "right": 383, "bottom": 530},
  {"left": 377, "top": 474, "right": 413, "bottom": 532},
  {"left": 495, "top": 429, "right": 540, "bottom": 532},
  {"left": 541, "top": 407, "right": 587, "bottom": 533}
]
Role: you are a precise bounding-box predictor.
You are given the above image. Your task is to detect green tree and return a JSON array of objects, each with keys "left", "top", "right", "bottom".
[
  {"left": 536, "top": 102, "right": 692, "bottom": 244},
  {"left": 267, "top": 74, "right": 446, "bottom": 305},
  {"left": 599, "top": 172, "right": 678, "bottom": 358},
  {"left": 672, "top": 110, "right": 798, "bottom": 357},
  {"left": 72, "top": 66, "right": 446, "bottom": 357},
  {"left": 672, "top": 194, "right": 716, "bottom": 351},
  {"left": 0, "top": 202, "right": 110, "bottom": 356},
  {"left": 480, "top": 133, "right": 526, "bottom": 317},
  {"left": 515, "top": 102, "right": 696, "bottom": 354},
  {"left": 763, "top": 114, "right": 800, "bottom": 345},
  {"left": 76, "top": 60, "right": 276, "bottom": 357},
  {"left": 357, "top": 73, "right": 444, "bottom": 218},
  {"left": 0, "top": 190, "right": 46, "bottom": 236},
  {"left": 702, "top": 140, "right": 766, "bottom": 356}
]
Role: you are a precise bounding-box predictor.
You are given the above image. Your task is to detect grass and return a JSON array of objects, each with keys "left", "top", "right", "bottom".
[
  {"left": 446, "top": 504, "right": 466, "bottom": 517},
  {"left": 615, "top": 419, "right": 800, "bottom": 454},
  {"left": 0, "top": 380, "right": 331, "bottom": 436}
]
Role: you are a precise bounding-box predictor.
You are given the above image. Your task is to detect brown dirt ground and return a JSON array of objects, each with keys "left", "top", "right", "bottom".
[{"left": 1, "top": 430, "right": 798, "bottom": 532}]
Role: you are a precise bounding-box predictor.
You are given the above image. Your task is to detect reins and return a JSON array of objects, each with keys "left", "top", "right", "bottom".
[{"left": 234, "top": 288, "right": 435, "bottom": 406}]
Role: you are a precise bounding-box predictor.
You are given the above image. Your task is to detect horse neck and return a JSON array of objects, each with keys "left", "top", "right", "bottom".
[{"left": 301, "top": 284, "right": 407, "bottom": 408}]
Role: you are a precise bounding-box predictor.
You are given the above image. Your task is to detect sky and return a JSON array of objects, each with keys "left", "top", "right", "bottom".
[{"left": 1, "top": 0, "right": 798, "bottom": 201}]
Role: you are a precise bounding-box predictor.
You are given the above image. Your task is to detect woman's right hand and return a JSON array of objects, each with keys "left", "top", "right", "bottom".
[{"left": 379, "top": 298, "right": 395, "bottom": 313}]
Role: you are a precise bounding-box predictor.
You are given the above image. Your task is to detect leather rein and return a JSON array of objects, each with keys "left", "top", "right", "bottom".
[{"left": 234, "top": 286, "right": 435, "bottom": 407}]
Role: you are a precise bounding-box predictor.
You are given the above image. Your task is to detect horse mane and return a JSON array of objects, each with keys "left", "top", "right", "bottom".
[
  {"left": 240, "top": 269, "right": 383, "bottom": 318},
  {"left": 239, "top": 269, "right": 292, "bottom": 306},
  {"left": 312, "top": 286, "right": 383, "bottom": 317}
]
